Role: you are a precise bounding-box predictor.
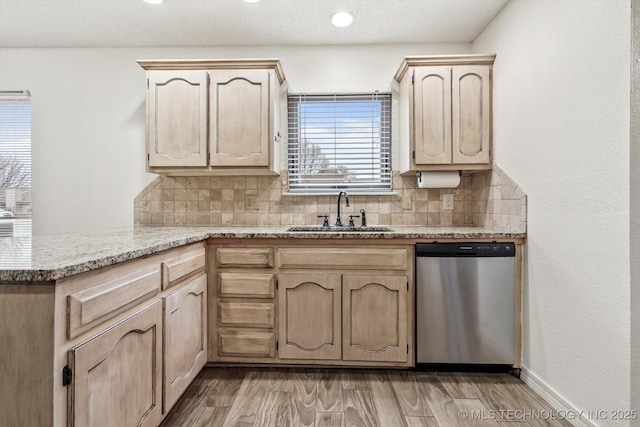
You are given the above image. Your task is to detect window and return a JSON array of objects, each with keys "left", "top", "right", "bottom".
[
  {"left": 287, "top": 93, "right": 391, "bottom": 192},
  {"left": 0, "top": 91, "right": 31, "bottom": 237}
]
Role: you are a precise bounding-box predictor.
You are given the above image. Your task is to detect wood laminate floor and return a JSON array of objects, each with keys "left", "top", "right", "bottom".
[{"left": 161, "top": 368, "right": 572, "bottom": 427}]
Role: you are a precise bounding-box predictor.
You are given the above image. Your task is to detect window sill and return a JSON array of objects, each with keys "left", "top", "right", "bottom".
[{"left": 281, "top": 191, "right": 399, "bottom": 197}]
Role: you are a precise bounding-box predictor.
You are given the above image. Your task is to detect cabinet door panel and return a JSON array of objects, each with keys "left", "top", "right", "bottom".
[
  {"left": 343, "top": 275, "right": 407, "bottom": 362},
  {"left": 147, "top": 70, "right": 208, "bottom": 167},
  {"left": 70, "top": 302, "right": 162, "bottom": 427},
  {"left": 164, "top": 275, "right": 207, "bottom": 412},
  {"left": 452, "top": 65, "right": 491, "bottom": 164},
  {"left": 413, "top": 66, "right": 451, "bottom": 165},
  {"left": 210, "top": 70, "right": 270, "bottom": 167},
  {"left": 278, "top": 274, "right": 341, "bottom": 360}
]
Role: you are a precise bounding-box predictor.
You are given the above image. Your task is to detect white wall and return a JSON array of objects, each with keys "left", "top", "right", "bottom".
[
  {"left": 473, "top": 0, "right": 631, "bottom": 421},
  {"left": 631, "top": 1, "right": 640, "bottom": 422},
  {"left": 0, "top": 44, "right": 469, "bottom": 235}
]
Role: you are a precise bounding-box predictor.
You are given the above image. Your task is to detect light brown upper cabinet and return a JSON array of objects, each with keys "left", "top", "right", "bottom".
[
  {"left": 146, "top": 71, "right": 208, "bottom": 168},
  {"left": 395, "top": 55, "right": 495, "bottom": 173},
  {"left": 138, "top": 59, "right": 286, "bottom": 176}
]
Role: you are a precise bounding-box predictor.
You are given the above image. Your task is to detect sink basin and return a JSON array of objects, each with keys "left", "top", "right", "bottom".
[{"left": 286, "top": 226, "right": 394, "bottom": 233}]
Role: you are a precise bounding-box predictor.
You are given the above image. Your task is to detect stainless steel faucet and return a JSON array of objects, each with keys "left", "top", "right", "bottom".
[{"left": 335, "top": 191, "right": 349, "bottom": 226}]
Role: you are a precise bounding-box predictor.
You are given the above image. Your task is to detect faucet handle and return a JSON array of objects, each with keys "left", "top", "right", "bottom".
[
  {"left": 317, "top": 215, "right": 329, "bottom": 227},
  {"left": 348, "top": 215, "right": 360, "bottom": 227},
  {"left": 359, "top": 209, "right": 367, "bottom": 227}
]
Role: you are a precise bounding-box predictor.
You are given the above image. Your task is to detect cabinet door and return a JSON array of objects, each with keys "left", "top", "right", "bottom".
[
  {"left": 278, "top": 274, "right": 341, "bottom": 360},
  {"left": 69, "top": 302, "right": 162, "bottom": 427},
  {"left": 413, "top": 66, "right": 452, "bottom": 165},
  {"left": 164, "top": 274, "right": 207, "bottom": 412},
  {"left": 452, "top": 65, "right": 491, "bottom": 164},
  {"left": 147, "top": 70, "right": 208, "bottom": 167},
  {"left": 209, "top": 69, "right": 270, "bottom": 167},
  {"left": 343, "top": 275, "right": 408, "bottom": 362}
]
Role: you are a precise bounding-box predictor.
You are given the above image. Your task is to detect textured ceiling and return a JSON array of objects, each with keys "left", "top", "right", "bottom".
[{"left": 0, "top": 0, "right": 510, "bottom": 48}]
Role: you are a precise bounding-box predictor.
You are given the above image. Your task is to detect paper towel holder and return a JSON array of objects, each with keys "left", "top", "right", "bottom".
[
  {"left": 416, "top": 170, "right": 462, "bottom": 188},
  {"left": 416, "top": 171, "right": 463, "bottom": 181}
]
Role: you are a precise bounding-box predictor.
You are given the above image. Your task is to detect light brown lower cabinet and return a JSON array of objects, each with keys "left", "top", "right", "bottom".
[
  {"left": 278, "top": 274, "right": 342, "bottom": 360},
  {"left": 343, "top": 275, "right": 408, "bottom": 363},
  {"left": 68, "top": 301, "right": 163, "bottom": 427},
  {"left": 163, "top": 274, "right": 207, "bottom": 412},
  {"left": 209, "top": 243, "right": 414, "bottom": 367},
  {"left": 278, "top": 273, "right": 408, "bottom": 363}
]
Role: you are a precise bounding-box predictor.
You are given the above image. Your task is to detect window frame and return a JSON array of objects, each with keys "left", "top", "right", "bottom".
[
  {"left": 287, "top": 93, "right": 392, "bottom": 194},
  {"left": 0, "top": 90, "right": 32, "bottom": 237}
]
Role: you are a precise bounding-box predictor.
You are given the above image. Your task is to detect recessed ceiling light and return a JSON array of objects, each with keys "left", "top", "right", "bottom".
[
  {"left": 242, "top": 0, "right": 261, "bottom": 3},
  {"left": 143, "top": 0, "right": 163, "bottom": 4},
  {"left": 331, "top": 11, "right": 354, "bottom": 27}
]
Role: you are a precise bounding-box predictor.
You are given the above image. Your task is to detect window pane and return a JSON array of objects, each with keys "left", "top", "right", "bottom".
[
  {"left": 288, "top": 93, "right": 392, "bottom": 192},
  {"left": 0, "top": 92, "right": 31, "bottom": 237}
]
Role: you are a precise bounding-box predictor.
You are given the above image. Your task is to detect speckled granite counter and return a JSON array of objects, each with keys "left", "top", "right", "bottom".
[{"left": 0, "top": 225, "right": 525, "bottom": 283}]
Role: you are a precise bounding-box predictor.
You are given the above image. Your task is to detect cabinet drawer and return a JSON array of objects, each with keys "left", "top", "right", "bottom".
[
  {"left": 218, "top": 302, "right": 275, "bottom": 328},
  {"left": 218, "top": 273, "right": 275, "bottom": 298},
  {"left": 278, "top": 248, "right": 408, "bottom": 270},
  {"left": 67, "top": 264, "right": 161, "bottom": 339},
  {"left": 218, "top": 330, "right": 275, "bottom": 358},
  {"left": 161, "top": 245, "right": 206, "bottom": 290},
  {"left": 216, "top": 247, "right": 274, "bottom": 268}
]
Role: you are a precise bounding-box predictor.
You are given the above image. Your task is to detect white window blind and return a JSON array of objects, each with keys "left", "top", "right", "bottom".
[
  {"left": 0, "top": 91, "right": 32, "bottom": 237},
  {"left": 287, "top": 93, "right": 391, "bottom": 192}
]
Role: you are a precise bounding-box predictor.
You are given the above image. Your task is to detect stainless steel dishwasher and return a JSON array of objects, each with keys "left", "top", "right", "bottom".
[{"left": 416, "top": 242, "right": 515, "bottom": 366}]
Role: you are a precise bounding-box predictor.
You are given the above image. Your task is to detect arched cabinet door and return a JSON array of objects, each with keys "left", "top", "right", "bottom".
[
  {"left": 278, "top": 273, "right": 342, "bottom": 360},
  {"left": 452, "top": 65, "right": 491, "bottom": 164},
  {"left": 209, "top": 69, "right": 271, "bottom": 167},
  {"left": 163, "top": 274, "right": 207, "bottom": 412},
  {"left": 413, "top": 66, "right": 452, "bottom": 165},
  {"left": 342, "top": 275, "right": 408, "bottom": 363},
  {"left": 68, "top": 302, "right": 163, "bottom": 427},
  {"left": 147, "top": 71, "right": 208, "bottom": 167}
]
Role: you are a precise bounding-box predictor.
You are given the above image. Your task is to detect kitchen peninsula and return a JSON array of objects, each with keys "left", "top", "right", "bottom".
[{"left": 0, "top": 225, "right": 524, "bottom": 427}]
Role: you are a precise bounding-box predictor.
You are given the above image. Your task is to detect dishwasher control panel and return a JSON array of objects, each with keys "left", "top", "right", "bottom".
[{"left": 415, "top": 242, "right": 515, "bottom": 257}]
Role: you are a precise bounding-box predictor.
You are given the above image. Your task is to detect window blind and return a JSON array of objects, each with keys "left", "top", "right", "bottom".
[
  {"left": 287, "top": 93, "right": 391, "bottom": 192},
  {"left": 0, "top": 91, "right": 32, "bottom": 237}
]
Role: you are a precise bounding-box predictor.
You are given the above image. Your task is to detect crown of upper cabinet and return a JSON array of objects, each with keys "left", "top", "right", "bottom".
[
  {"left": 137, "top": 58, "right": 286, "bottom": 84},
  {"left": 394, "top": 54, "right": 496, "bottom": 82}
]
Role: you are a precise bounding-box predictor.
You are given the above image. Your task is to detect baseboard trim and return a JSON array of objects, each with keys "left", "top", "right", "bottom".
[{"left": 520, "top": 367, "right": 597, "bottom": 427}]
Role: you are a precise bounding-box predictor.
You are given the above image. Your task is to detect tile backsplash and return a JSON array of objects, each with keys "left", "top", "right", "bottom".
[{"left": 134, "top": 163, "right": 526, "bottom": 232}]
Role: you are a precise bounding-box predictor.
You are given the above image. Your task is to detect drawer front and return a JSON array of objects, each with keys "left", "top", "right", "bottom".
[
  {"left": 216, "top": 247, "right": 274, "bottom": 268},
  {"left": 68, "top": 265, "right": 161, "bottom": 339},
  {"left": 278, "top": 248, "right": 408, "bottom": 270},
  {"left": 161, "top": 245, "right": 206, "bottom": 290},
  {"left": 218, "top": 330, "right": 275, "bottom": 358},
  {"left": 218, "top": 273, "right": 275, "bottom": 299},
  {"left": 218, "top": 302, "right": 275, "bottom": 328}
]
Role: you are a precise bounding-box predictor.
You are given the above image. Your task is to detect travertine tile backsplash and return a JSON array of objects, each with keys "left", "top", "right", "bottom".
[{"left": 134, "top": 163, "right": 526, "bottom": 232}]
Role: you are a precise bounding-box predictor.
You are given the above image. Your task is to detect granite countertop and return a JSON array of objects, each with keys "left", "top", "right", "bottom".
[{"left": 0, "top": 225, "right": 525, "bottom": 283}]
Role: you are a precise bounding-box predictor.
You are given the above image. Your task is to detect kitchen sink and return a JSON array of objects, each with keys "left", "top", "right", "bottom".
[{"left": 286, "top": 226, "right": 394, "bottom": 233}]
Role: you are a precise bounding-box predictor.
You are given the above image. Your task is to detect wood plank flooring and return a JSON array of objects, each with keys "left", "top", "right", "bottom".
[{"left": 161, "top": 368, "right": 571, "bottom": 427}]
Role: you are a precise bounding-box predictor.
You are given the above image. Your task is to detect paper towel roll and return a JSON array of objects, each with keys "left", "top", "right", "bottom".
[{"left": 417, "top": 171, "right": 461, "bottom": 189}]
